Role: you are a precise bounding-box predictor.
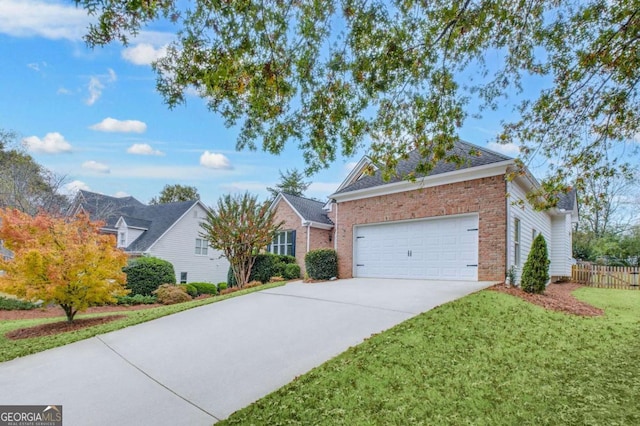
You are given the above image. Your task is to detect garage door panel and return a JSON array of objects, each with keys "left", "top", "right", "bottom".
[{"left": 355, "top": 215, "right": 478, "bottom": 281}]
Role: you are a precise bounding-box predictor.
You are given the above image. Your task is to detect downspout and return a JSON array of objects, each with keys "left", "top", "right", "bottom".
[
  {"left": 505, "top": 178, "right": 510, "bottom": 282},
  {"left": 334, "top": 201, "right": 338, "bottom": 251},
  {"left": 305, "top": 221, "right": 311, "bottom": 253}
]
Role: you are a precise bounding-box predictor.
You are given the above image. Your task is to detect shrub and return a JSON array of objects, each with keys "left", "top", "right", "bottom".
[
  {"left": 270, "top": 276, "right": 285, "bottom": 283},
  {"left": 305, "top": 249, "right": 338, "bottom": 280},
  {"left": 153, "top": 284, "right": 191, "bottom": 305},
  {"left": 251, "top": 254, "right": 277, "bottom": 283},
  {"left": 190, "top": 282, "right": 218, "bottom": 296},
  {"left": 116, "top": 294, "right": 158, "bottom": 305},
  {"left": 179, "top": 284, "right": 198, "bottom": 298},
  {"left": 283, "top": 263, "right": 301, "bottom": 280},
  {"left": 220, "top": 286, "right": 240, "bottom": 295},
  {"left": 124, "top": 257, "right": 176, "bottom": 296},
  {"left": 521, "top": 234, "right": 550, "bottom": 294},
  {"left": 0, "top": 296, "right": 36, "bottom": 310},
  {"left": 227, "top": 268, "right": 237, "bottom": 287},
  {"left": 217, "top": 282, "right": 228, "bottom": 292}
]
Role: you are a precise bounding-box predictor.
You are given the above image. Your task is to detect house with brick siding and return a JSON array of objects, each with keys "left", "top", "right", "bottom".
[
  {"left": 271, "top": 140, "right": 578, "bottom": 284},
  {"left": 269, "top": 192, "right": 333, "bottom": 274}
]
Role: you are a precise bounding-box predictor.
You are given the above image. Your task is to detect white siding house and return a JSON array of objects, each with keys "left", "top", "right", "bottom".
[
  {"left": 69, "top": 191, "right": 229, "bottom": 284},
  {"left": 506, "top": 176, "right": 577, "bottom": 284},
  {"left": 145, "top": 203, "right": 228, "bottom": 284}
]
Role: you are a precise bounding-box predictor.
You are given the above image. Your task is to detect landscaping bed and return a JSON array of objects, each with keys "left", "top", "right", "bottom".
[{"left": 490, "top": 282, "right": 604, "bottom": 316}]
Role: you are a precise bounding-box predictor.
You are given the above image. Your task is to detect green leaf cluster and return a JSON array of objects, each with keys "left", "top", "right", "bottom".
[
  {"left": 305, "top": 249, "right": 338, "bottom": 280},
  {"left": 520, "top": 234, "right": 550, "bottom": 294},
  {"left": 124, "top": 257, "right": 177, "bottom": 296}
]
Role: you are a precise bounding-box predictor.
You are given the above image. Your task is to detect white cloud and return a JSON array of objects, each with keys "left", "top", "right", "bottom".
[
  {"left": 200, "top": 151, "right": 232, "bottom": 169},
  {"left": 121, "top": 43, "right": 168, "bottom": 66},
  {"left": 62, "top": 180, "right": 90, "bottom": 195},
  {"left": 0, "top": 0, "right": 91, "bottom": 41},
  {"left": 126, "top": 143, "right": 164, "bottom": 156},
  {"left": 57, "top": 87, "right": 71, "bottom": 95},
  {"left": 91, "top": 118, "right": 147, "bottom": 133},
  {"left": 82, "top": 160, "right": 110, "bottom": 173},
  {"left": 114, "top": 191, "right": 130, "bottom": 198},
  {"left": 486, "top": 141, "right": 520, "bottom": 157},
  {"left": 220, "top": 181, "right": 270, "bottom": 193},
  {"left": 86, "top": 69, "right": 117, "bottom": 106},
  {"left": 22, "top": 132, "right": 72, "bottom": 154},
  {"left": 344, "top": 162, "right": 358, "bottom": 173},
  {"left": 27, "top": 62, "right": 45, "bottom": 72}
]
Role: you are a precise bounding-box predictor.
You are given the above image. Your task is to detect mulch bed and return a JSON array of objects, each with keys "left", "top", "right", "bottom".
[
  {"left": 489, "top": 282, "right": 604, "bottom": 316},
  {"left": 0, "top": 303, "right": 163, "bottom": 321},
  {"left": 5, "top": 315, "right": 126, "bottom": 340}
]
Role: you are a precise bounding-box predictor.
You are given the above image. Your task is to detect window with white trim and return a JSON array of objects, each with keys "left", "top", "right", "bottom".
[
  {"left": 180, "top": 272, "right": 187, "bottom": 284},
  {"left": 195, "top": 238, "right": 208, "bottom": 256},
  {"left": 118, "top": 232, "right": 126, "bottom": 248},
  {"left": 270, "top": 230, "right": 295, "bottom": 256},
  {"left": 514, "top": 219, "right": 521, "bottom": 266}
]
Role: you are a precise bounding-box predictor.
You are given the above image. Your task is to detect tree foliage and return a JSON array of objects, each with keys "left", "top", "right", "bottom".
[
  {"left": 267, "top": 168, "right": 311, "bottom": 198},
  {"left": 0, "top": 209, "right": 128, "bottom": 322},
  {"left": 200, "top": 193, "right": 282, "bottom": 287},
  {"left": 0, "top": 129, "right": 69, "bottom": 215},
  {"left": 520, "top": 234, "right": 550, "bottom": 294},
  {"left": 78, "top": 0, "right": 640, "bottom": 202},
  {"left": 149, "top": 184, "right": 200, "bottom": 205}
]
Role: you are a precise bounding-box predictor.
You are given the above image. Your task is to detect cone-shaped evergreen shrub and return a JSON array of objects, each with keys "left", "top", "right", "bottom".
[{"left": 520, "top": 233, "right": 550, "bottom": 294}]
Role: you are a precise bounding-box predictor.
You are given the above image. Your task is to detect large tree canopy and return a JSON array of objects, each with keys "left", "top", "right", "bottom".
[
  {"left": 149, "top": 184, "right": 200, "bottom": 204},
  {"left": 267, "top": 168, "right": 310, "bottom": 198},
  {"left": 78, "top": 0, "right": 640, "bottom": 203}
]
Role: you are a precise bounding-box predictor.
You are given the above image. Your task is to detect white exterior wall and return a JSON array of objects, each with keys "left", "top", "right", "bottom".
[
  {"left": 116, "top": 221, "right": 145, "bottom": 248},
  {"left": 147, "top": 203, "right": 229, "bottom": 284},
  {"left": 550, "top": 214, "right": 573, "bottom": 277},
  {"left": 506, "top": 180, "right": 552, "bottom": 284}
]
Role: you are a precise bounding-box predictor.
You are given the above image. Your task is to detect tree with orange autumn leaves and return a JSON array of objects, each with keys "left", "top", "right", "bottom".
[{"left": 0, "top": 209, "right": 129, "bottom": 322}]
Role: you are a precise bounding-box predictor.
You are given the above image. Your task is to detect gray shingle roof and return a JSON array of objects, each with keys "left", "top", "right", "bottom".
[
  {"left": 281, "top": 193, "right": 333, "bottom": 225},
  {"left": 120, "top": 216, "right": 152, "bottom": 229},
  {"left": 124, "top": 201, "right": 197, "bottom": 252},
  {"left": 75, "top": 190, "right": 145, "bottom": 228},
  {"left": 557, "top": 189, "right": 577, "bottom": 211},
  {"left": 335, "top": 140, "right": 512, "bottom": 195}
]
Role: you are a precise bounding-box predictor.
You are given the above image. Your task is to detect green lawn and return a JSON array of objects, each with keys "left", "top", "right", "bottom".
[
  {"left": 222, "top": 287, "right": 640, "bottom": 425},
  {"left": 0, "top": 282, "right": 285, "bottom": 363}
]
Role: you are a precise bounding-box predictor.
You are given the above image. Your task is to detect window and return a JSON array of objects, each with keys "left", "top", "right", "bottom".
[
  {"left": 195, "top": 238, "right": 208, "bottom": 256},
  {"left": 270, "top": 230, "right": 295, "bottom": 256},
  {"left": 514, "top": 219, "right": 521, "bottom": 266},
  {"left": 118, "top": 232, "right": 126, "bottom": 247},
  {"left": 180, "top": 272, "right": 187, "bottom": 284}
]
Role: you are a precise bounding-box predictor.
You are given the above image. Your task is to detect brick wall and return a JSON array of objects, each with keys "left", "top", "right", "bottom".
[
  {"left": 272, "top": 199, "right": 333, "bottom": 274},
  {"left": 333, "top": 175, "right": 507, "bottom": 281}
]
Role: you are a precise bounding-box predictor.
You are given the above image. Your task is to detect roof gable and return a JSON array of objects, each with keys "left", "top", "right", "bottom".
[
  {"left": 334, "top": 140, "right": 512, "bottom": 196},
  {"left": 124, "top": 200, "right": 200, "bottom": 252},
  {"left": 70, "top": 190, "right": 145, "bottom": 228},
  {"left": 274, "top": 193, "right": 333, "bottom": 227}
]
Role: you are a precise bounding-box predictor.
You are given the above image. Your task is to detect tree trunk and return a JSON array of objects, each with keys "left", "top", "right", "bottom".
[{"left": 60, "top": 304, "right": 77, "bottom": 323}]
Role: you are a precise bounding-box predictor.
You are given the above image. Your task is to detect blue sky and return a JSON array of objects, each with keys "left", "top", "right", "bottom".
[{"left": 0, "top": 0, "right": 522, "bottom": 206}]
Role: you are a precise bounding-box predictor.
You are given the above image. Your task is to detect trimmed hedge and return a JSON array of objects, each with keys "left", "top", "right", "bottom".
[
  {"left": 283, "top": 263, "right": 301, "bottom": 280},
  {"left": 305, "top": 249, "right": 338, "bottom": 280},
  {"left": 217, "top": 282, "right": 228, "bottom": 292},
  {"left": 179, "top": 284, "right": 198, "bottom": 298},
  {"left": 190, "top": 282, "right": 218, "bottom": 295},
  {"left": 116, "top": 294, "right": 158, "bottom": 305},
  {"left": 227, "top": 254, "right": 299, "bottom": 286},
  {"left": 0, "top": 296, "right": 36, "bottom": 311},
  {"left": 124, "top": 257, "right": 176, "bottom": 296}
]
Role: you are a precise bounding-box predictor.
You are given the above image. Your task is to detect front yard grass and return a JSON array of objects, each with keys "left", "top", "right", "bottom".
[
  {"left": 0, "top": 282, "right": 285, "bottom": 362},
  {"left": 222, "top": 287, "right": 640, "bottom": 425}
]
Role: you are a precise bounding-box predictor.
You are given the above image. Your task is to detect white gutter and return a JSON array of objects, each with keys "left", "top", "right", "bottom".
[{"left": 334, "top": 201, "right": 338, "bottom": 250}]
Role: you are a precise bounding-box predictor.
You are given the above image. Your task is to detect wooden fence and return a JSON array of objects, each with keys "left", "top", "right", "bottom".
[{"left": 572, "top": 264, "right": 640, "bottom": 290}]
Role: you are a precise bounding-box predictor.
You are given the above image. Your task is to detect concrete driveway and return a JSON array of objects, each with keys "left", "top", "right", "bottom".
[{"left": 0, "top": 278, "right": 494, "bottom": 425}]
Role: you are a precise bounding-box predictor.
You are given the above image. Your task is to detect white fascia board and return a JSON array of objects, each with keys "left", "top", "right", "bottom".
[
  {"left": 334, "top": 156, "right": 375, "bottom": 193},
  {"left": 306, "top": 221, "right": 334, "bottom": 230},
  {"left": 268, "top": 193, "right": 284, "bottom": 212},
  {"left": 114, "top": 217, "right": 126, "bottom": 228},
  {"left": 332, "top": 160, "right": 514, "bottom": 202}
]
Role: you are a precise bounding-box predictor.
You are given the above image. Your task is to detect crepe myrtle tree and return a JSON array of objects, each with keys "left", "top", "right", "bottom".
[
  {"left": 200, "top": 192, "right": 283, "bottom": 288},
  {"left": 78, "top": 0, "right": 640, "bottom": 208}
]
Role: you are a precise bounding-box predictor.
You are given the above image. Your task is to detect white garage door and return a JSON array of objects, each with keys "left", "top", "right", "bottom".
[{"left": 354, "top": 214, "right": 479, "bottom": 280}]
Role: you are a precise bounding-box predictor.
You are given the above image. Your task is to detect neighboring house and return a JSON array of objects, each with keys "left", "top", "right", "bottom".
[
  {"left": 269, "top": 193, "right": 334, "bottom": 274},
  {"left": 271, "top": 140, "right": 578, "bottom": 284},
  {"left": 69, "top": 190, "right": 229, "bottom": 284}
]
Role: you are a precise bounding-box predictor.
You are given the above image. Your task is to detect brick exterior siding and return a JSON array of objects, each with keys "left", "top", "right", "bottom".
[
  {"left": 332, "top": 175, "right": 507, "bottom": 281},
  {"left": 272, "top": 199, "right": 332, "bottom": 274}
]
